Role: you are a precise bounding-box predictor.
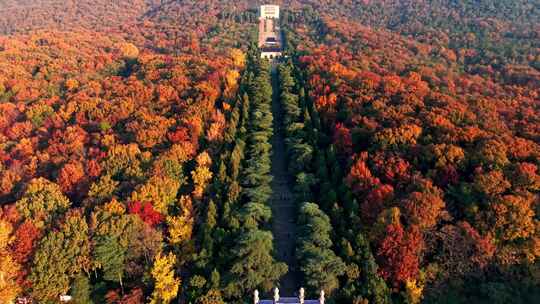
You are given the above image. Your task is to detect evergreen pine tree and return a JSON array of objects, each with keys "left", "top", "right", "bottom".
[
  {"left": 297, "top": 203, "right": 346, "bottom": 295},
  {"left": 224, "top": 230, "right": 287, "bottom": 299},
  {"left": 71, "top": 274, "right": 93, "bottom": 304},
  {"left": 93, "top": 236, "right": 126, "bottom": 293},
  {"left": 355, "top": 233, "right": 392, "bottom": 304}
]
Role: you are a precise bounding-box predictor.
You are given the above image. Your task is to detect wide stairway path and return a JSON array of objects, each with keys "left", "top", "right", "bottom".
[{"left": 269, "top": 62, "right": 300, "bottom": 296}]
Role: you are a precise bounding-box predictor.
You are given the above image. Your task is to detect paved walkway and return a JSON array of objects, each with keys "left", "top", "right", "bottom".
[{"left": 269, "top": 62, "right": 300, "bottom": 296}]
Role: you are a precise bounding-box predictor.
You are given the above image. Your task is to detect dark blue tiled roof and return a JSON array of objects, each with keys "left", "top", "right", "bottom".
[{"left": 279, "top": 298, "right": 301, "bottom": 303}]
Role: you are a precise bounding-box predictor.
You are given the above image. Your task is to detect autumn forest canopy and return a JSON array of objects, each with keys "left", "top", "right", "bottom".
[{"left": 0, "top": 1, "right": 539, "bottom": 304}]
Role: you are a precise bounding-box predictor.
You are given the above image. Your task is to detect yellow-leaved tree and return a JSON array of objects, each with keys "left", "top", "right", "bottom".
[
  {"left": 131, "top": 176, "right": 180, "bottom": 215},
  {"left": 229, "top": 48, "right": 246, "bottom": 68},
  {"left": 223, "top": 69, "right": 240, "bottom": 99},
  {"left": 119, "top": 42, "right": 140, "bottom": 59},
  {"left": 191, "top": 151, "right": 213, "bottom": 200},
  {"left": 167, "top": 195, "right": 194, "bottom": 245},
  {"left": 403, "top": 278, "right": 424, "bottom": 304},
  {"left": 0, "top": 219, "right": 21, "bottom": 303},
  {"left": 150, "top": 252, "right": 180, "bottom": 304}
]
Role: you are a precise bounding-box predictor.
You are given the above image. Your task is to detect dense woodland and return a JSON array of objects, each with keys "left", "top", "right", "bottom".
[
  {"left": 279, "top": 1, "right": 540, "bottom": 303},
  {"left": 0, "top": 1, "right": 538, "bottom": 304}
]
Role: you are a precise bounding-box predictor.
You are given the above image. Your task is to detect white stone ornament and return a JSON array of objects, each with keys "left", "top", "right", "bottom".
[{"left": 254, "top": 289, "right": 259, "bottom": 304}]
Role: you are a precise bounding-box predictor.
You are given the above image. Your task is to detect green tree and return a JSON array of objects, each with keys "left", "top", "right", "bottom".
[
  {"left": 287, "top": 142, "right": 313, "bottom": 175},
  {"left": 279, "top": 64, "right": 301, "bottom": 126},
  {"left": 229, "top": 139, "right": 246, "bottom": 180},
  {"left": 224, "top": 101, "right": 241, "bottom": 143},
  {"left": 297, "top": 203, "right": 346, "bottom": 294},
  {"left": 93, "top": 236, "right": 126, "bottom": 292},
  {"left": 206, "top": 200, "right": 218, "bottom": 231},
  {"left": 224, "top": 230, "right": 287, "bottom": 299},
  {"left": 294, "top": 172, "right": 319, "bottom": 202},
  {"left": 241, "top": 135, "right": 273, "bottom": 203},
  {"left": 71, "top": 274, "right": 93, "bottom": 304},
  {"left": 354, "top": 233, "right": 392, "bottom": 304},
  {"left": 196, "top": 289, "right": 226, "bottom": 304},
  {"left": 240, "top": 202, "right": 272, "bottom": 229},
  {"left": 240, "top": 93, "right": 251, "bottom": 133},
  {"left": 30, "top": 212, "right": 91, "bottom": 301}
]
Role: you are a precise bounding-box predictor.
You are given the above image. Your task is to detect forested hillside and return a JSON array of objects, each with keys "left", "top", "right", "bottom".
[
  {"left": 0, "top": 1, "right": 538, "bottom": 303},
  {"left": 0, "top": 1, "right": 260, "bottom": 302},
  {"left": 277, "top": 1, "right": 539, "bottom": 303}
]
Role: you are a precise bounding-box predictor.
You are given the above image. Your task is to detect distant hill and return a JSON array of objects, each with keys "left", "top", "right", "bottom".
[{"left": 0, "top": 0, "right": 155, "bottom": 34}]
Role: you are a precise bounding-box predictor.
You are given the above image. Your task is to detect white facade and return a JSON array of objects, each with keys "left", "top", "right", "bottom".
[
  {"left": 261, "top": 51, "right": 282, "bottom": 59},
  {"left": 260, "top": 5, "right": 280, "bottom": 19},
  {"left": 59, "top": 295, "right": 72, "bottom": 302}
]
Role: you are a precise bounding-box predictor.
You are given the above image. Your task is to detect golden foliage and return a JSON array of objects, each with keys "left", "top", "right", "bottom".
[
  {"left": 0, "top": 254, "right": 21, "bottom": 303},
  {"left": 119, "top": 42, "right": 140, "bottom": 59},
  {"left": 206, "top": 110, "right": 226, "bottom": 142},
  {"left": 166, "top": 195, "right": 194, "bottom": 245},
  {"left": 103, "top": 198, "right": 126, "bottom": 215},
  {"left": 374, "top": 124, "right": 422, "bottom": 149},
  {"left": 191, "top": 151, "right": 213, "bottom": 199},
  {"left": 166, "top": 214, "right": 194, "bottom": 245},
  {"left": 490, "top": 194, "right": 536, "bottom": 242},
  {"left": 223, "top": 69, "right": 240, "bottom": 99},
  {"left": 191, "top": 166, "right": 213, "bottom": 200},
  {"left": 229, "top": 48, "right": 246, "bottom": 68},
  {"left": 64, "top": 78, "right": 79, "bottom": 91},
  {"left": 0, "top": 219, "right": 13, "bottom": 248},
  {"left": 196, "top": 151, "right": 212, "bottom": 167},
  {"left": 150, "top": 252, "right": 180, "bottom": 304},
  {"left": 0, "top": 219, "right": 21, "bottom": 302},
  {"left": 130, "top": 176, "right": 180, "bottom": 214},
  {"left": 403, "top": 279, "right": 424, "bottom": 304}
]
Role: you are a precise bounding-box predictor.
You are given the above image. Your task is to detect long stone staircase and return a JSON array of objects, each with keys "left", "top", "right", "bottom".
[{"left": 269, "top": 62, "right": 300, "bottom": 296}]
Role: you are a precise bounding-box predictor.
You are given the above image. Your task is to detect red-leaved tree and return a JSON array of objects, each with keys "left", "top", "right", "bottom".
[
  {"left": 127, "top": 201, "right": 163, "bottom": 227},
  {"left": 377, "top": 224, "right": 424, "bottom": 287}
]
